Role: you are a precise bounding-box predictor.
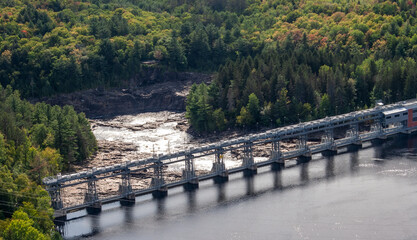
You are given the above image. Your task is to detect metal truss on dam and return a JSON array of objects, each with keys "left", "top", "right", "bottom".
[{"left": 43, "top": 99, "right": 417, "bottom": 219}]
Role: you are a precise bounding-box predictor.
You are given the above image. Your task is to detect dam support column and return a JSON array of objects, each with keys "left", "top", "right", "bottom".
[
  {"left": 271, "top": 140, "right": 284, "bottom": 171},
  {"left": 211, "top": 147, "right": 228, "bottom": 183},
  {"left": 371, "top": 122, "right": 386, "bottom": 144},
  {"left": 151, "top": 158, "right": 167, "bottom": 198},
  {"left": 85, "top": 176, "right": 102, "bottom": 214},
  {"left": 347, "top": 123, "right": 362, "bottom": 151},
  {"left": 297, "top": 135, "right": 311, "bottom": 163},
  {"left": 119, "top": 168, "right": 135, "bottom": 206},
  {"left": 321, "top": 129, "right": 337, "bottom": 156},
  {"left": 242, "top": 140, "right": 257, "bottom": 176},
  {"left": 183, "top": 153, "right": 199, "bottom": 191},
  {"left": 48, "top": 184, "right": 66, "bottom": 221}
]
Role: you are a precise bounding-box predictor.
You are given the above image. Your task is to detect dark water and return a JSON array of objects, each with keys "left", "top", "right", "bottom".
[{"left": 61, "top": 135, "right": 417, "bottom": 240}]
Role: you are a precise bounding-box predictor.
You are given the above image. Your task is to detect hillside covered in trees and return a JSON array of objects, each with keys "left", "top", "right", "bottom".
[
  {"left": 185, "top": 0, "right": 417, "bottom": 132},
  {"left": 0, "top": 85, "right": 96, "bottom": 239},
  {"left": 1, "top": 0, "right": 414, "bottom": 99},
  {"left": 2, "top": 0, "right": 416, "bottom": 132},
  {"left": 1, "top": 0, "right": 274, "bottom": 97}
]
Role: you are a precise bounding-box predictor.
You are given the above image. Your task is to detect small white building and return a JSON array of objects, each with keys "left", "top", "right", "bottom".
[{"left": 382, "top": 107, "right": 408, "bottom": 125}]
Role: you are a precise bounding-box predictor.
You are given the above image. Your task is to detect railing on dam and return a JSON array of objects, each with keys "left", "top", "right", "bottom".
[{"left": 43, "top": 99, "right": 417, "bottom": 219}]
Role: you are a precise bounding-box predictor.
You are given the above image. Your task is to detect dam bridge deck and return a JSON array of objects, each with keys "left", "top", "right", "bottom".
[{"left": 43, "top": 99, "right": 417, "bottom": 219}]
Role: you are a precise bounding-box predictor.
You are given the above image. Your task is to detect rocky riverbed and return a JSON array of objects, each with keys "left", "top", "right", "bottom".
[
  {"left": 45, "top": 69, "right": 318, "bottom": 208},
  {"left": 61, "top": 111, "right": 312, "bottom": 208}
]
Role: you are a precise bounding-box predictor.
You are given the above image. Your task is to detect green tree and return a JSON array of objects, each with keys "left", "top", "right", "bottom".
[
  {"left": 226, "top": 0, "right": 248, "bottom": 13},
  {"left": 55, "top": 107, "right": 77, "bottom": 166},
  {"left": 188, "top": 26, "right": 210, "bottom": 69},
  {"left": 19, "top": 202, "right": 54, "bottom": 236},
  {"left": 213, "top": 108, "right": 227, "bottom": 131},
  {"left": 167, "top": 36, "right": 187, "bottom": 70},
  {"left": 3, "top": 210, "right": 47, "bottom": 240},
  {"left": 404, "top": 59, "right": 417, "bottom": 99},
  {"left": 75, "top": 112, "right": 97, "bottom": 163},
  {"left": 186, "top": 84, "right": 215, "bottom": 132},
  {"left": 319, "top": 94, "right": 331, "bottom": 118},
  {"left": 273, "top": 88, "right": 290, "bottom": 125},
  {"left": 196, "top": 84, "right": 215, "bottom": 132},
  {"left": 110, "top": 10, "right": 129, "bottom": 36},
  {"left": 49, "top": 55, "right": 81, "bottom": 93},
  {"left": 30, "top": 124, "right": 54, "bottom": 149},
  {"left": 127, "top": 41, "right": 143, "bottom": 75},
  {"left": 247, "top": 93, "right": 260, "bottom": 124},
  {"left": 0, "top": 133, "right": 7, "bottom": 165},
  {"left": 236, "top": 106, "right": 253, "bottom": 127}
]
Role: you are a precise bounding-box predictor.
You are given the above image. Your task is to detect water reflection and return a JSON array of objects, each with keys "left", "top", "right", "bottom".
[
  {"left": 373, "top": 143, "right": 386, "bottom": 160},
  {"left": 123, "top": 205, "right": 133, "bottom": 228},
  {"left": 300, "top": 162, "right": 309, "bottom": 183},
  {"left": 350, "top": 151, "right": 359, "bottom": 173},
  {"left": 62, "top": 135, "right": 417, "bottom": 240},
  {"left": 407, "top": 135, "right": 417, "bottom": 151},
  {"left": 186, "top": 191, "right": 196, "bottom": 213},
  {"left": 217, "top": 183, "right": 226, "bottom": 203},
  {"left": 325, "top": 156, "right": 335, "bottom": 179},
  {"left": 245, "top": 175, "right": 254, "bottom": 196},
  {"left": 90, "top": 213, "right": 100, "bottom": 236},
  {"left": 272, "top": 170, "right": 282, "bottom": 190},
  {"left": 377, "top": 135, "right": 417, "bottom": 159},
  {"left": 407, "top": 135, "right": 417, "bottom": 157},
  {"left": 155, "top": 198, "right": 166, "bottom": 221}
]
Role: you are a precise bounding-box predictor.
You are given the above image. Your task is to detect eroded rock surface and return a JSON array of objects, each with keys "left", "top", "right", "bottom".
[{"left": 37, "top": 71, "right": 212, "bottom": 118}]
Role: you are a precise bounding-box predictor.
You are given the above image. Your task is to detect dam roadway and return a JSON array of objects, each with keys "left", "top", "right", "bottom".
[{"left": 43, "top": 99, "right": 417, "bottom": 219}]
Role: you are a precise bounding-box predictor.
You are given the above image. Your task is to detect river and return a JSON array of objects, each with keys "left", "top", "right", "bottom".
[{"left": 61, "top": 113, "right": 417, "bottom": 240}]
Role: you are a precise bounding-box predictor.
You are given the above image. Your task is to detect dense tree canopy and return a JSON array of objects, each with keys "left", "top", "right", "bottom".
[
  {"left": 2, "top": 0, "right": 417, "bottom": 132},
  {"left": 0, "top": 0, "right": 416, "bottom": 99},
  {"left": 187, "top": 38, "right": 417, "bottom": 132},
  {"left": 0, "top": 0, "right": 264, "bottom": 97},
  {"left": 0, "top": 85, "right": 96, "bottom": 239},
  {"left": 183, "top": 0, "right": 417, "bottom": 132}
]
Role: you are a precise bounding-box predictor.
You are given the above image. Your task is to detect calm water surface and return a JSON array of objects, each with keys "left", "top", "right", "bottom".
[{"left": 61, "top": 135, "right": 417, "bottom": 240}]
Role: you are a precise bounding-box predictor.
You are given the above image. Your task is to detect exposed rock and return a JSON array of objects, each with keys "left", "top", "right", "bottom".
[{"left": 35, "top": 71, "right": 212, "bottom": 118}]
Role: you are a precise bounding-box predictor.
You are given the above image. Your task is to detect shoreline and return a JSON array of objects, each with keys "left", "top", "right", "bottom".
[{"left": 61, "top": 111, "right": 321, "bottom": 207}]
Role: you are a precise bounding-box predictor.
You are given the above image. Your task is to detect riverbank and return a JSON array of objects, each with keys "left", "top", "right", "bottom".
[
  {"left": 38, "top": 70, "right": 324, "bottom": 207},
  {"left": 61, "top": 111, "right": 320, "bottom": 207}
]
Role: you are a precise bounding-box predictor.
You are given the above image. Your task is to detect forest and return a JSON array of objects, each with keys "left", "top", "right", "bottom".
[
  {"left": 184, "top": 0, "right": 417, "bottom": 132},
  {"left": 187, "top": 38, "right": 417, "bottom": 132},
  {"left": 0, "top": 85, "right": 96, "bottom": 239},
  {"left": 0, "top": 0, "right": 413, "bottom": 98},
  {"left": 0, "top": 0, "right": 265, "bottom": 97},
  {"left": 2, "top": 0, "right": 417, "bottom": 131}
]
